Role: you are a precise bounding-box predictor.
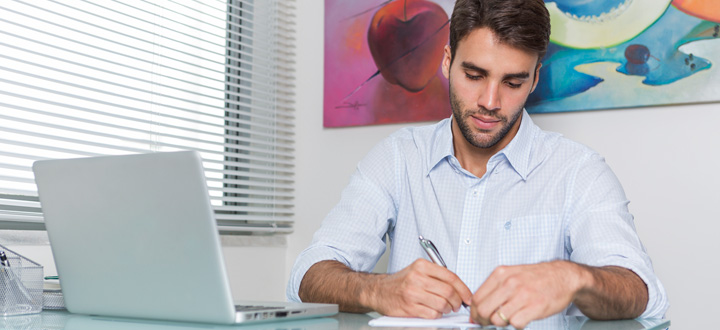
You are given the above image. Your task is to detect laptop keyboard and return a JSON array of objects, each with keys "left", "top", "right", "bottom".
[{"left": 235, "top": 305, "right": 285, "bottom": 312}]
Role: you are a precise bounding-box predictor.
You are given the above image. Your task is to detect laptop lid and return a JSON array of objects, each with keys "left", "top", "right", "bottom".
[
  {"left": 33, "top": 151, "right": 336, "bottom": 324},
  {"left": 34, "top": 151, "right": 237, "bottom": 323}
]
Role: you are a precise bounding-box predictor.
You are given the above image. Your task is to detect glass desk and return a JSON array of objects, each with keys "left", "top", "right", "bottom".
[{"left": 0, "top": 311, "right": 669, "bottom": 330}]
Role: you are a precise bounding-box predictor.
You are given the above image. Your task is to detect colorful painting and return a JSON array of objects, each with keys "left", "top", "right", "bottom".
[
  {"left": 324, "top": 1, "right": 720, "bottom": 127},
  {"left": 324, "top": 0, "right": 455, "bottom": 127},
  {"left": 528, "top": 0, "right": 720, "bottom": 113}
]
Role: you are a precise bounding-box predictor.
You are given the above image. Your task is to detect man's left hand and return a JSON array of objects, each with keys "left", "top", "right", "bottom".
[{"left": 469, "top": 260, "right": 587, "bottom": 329}]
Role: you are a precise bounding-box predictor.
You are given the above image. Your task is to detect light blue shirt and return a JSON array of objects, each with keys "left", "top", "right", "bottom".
[{"left": 287, "top": 111, "right": 668, "bottom": 318}]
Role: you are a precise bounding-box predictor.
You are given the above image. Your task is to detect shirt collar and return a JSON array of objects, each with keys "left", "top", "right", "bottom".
[
  {"left": 427, "top": 117, "right": 455, "bottom": 176},
  {"left": 498, "top": 110, "right": 537, "bottom": 181},
  {"left": 426, "top": 110, "right": 537, "bottom": 180}
]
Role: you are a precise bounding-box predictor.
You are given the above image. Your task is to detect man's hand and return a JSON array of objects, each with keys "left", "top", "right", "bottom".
[
  {"left": 468, "top": 261, "right": 648, "bottom": 329},
  {"left": 469, "top": 261, "right": 584, "bottom": 329},
  {"left": 363, "top": 259, "right": 473, "bottom": 318},
  {"left": 299, "top": 259, "right": 472, "bottom": 319}
]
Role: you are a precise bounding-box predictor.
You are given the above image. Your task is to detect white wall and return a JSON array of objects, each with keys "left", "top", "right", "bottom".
[{"left": 289, "top": 1, "right": 719, "bottom": 329}]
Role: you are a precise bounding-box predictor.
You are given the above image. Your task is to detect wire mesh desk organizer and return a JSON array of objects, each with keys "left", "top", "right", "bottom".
[{"left": 0, "top": 244, "right": 43, "bottom": 316}]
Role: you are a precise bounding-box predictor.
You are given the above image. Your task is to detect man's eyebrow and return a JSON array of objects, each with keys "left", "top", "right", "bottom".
[
  {"left": 461, "top": 61, "right": 530, "bottom": 80},
  {"left": 461, "top": 62, "right": 488, "bottom": 76},
  {"left": 503, "top": 72, "right": 530, "bottom": 80}
]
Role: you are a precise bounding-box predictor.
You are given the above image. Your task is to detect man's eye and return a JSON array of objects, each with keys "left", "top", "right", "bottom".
[
  {"left": 465, "top": 73, "right": 481, "bottom": 80},
  {"left": 507, "top": 82, "right": 522, "bottom": 89}
]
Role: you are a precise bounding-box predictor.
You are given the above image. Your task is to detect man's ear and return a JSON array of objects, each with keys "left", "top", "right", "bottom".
[
  {"left": 530, "top": 62, "right": 542, "bottom": 94},
  {"left": 442, "top": 45, "right": 452, "bottom": 80}
]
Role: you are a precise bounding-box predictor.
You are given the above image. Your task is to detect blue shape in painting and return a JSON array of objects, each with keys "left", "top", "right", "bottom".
[
  {"left": 550, "top": 0, "right": 627, "bottom": 18},
  {"left": 528, "top": 3, "right": 717, "bottom": 112}
]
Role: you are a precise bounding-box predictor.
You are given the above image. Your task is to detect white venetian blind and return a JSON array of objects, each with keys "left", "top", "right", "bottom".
[{"left": 0, "top": 0, "right": 296, "bottom": 234}]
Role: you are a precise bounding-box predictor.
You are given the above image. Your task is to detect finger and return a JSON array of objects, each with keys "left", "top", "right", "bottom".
[
  {"left": 417, "top": 272, "right": 467, "bottom": 313},
  {"left": 429, "top": 275, "right": 472, "bottom": 312},
  {"left": 416, "top": 284, "right": 455, "bottom": 314},
  {"left": 505, "top": 303, "right": 546, "bottom": 329},
  {"left": 469, "top": 292, "right": 503, "bottom": 327},
  {"left": 492, "top": 296, "right": 525, "bottom": 326},
  {"left": 502, "top": 288, "right": 565, "bottom": 330},
  {"left": 472, "top": 265, "right": 514, "bottom": 301},
  {"left": 411, "top": 304, "right": 444, "bottom": 320},
  {"left": 491, "top": 307, "right": 511, "bottom": 327},
  {"left": 419, "top": 261, "right": 473, "bottom": 303},
  {"left": 401, "top": 264, "right": 460, "bottom": 314},
  {"left": 391, "top": 298, "right": 444, "bottom": 319},
  {"left": 390, "top": 278, "right": 449, "bottom": 318},
  {"left": 472, "top": 267, "right": 522, "bottom": 320},
  {"left": 469, "top": 303, "right": 492, "bottom": 326},
  {"left": 415, "top": 260, "right": 473, "bottom": 311},
  {"left": 471, "top": 283, "right": 508, "bottom": 322},
  {"left": 445, "top": 273, "right": 473, "bottom": 308}
]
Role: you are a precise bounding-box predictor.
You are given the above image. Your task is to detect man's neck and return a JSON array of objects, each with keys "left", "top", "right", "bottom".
[{"left": 451, "top": 116, "right": 521, "bottom": 178}]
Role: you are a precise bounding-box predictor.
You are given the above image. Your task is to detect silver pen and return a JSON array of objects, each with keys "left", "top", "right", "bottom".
[
  {"left": 418, "top": 236, "right": 469, "bottom": 308},
  {"left": 419, "top": 235, "right": 446, "bottom": 266}
]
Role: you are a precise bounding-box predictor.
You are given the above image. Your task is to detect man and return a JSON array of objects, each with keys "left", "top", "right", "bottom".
[{"left": 287, "top": 0, "right": 669, "bottom": 328}]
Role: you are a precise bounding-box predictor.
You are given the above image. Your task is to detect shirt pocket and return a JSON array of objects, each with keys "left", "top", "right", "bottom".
[{"left": 499, "top": 214, "right": 564, "bottom": 266}]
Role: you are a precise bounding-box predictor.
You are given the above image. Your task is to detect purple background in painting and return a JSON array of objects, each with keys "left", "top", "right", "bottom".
[{"left": 324, "top": 1, "right": 456, "bottom": 128}]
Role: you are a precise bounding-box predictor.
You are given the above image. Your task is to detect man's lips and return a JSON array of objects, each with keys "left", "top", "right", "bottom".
[{"left": 470, "top": 115, "right": 501, "bottom": 130}]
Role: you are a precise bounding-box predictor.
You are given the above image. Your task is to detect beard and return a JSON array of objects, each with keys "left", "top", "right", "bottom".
[{"left": 449, "top": 83, "right": 524, "bottom": 149}]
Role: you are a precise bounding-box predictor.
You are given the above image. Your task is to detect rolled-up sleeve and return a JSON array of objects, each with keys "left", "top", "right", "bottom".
[
  {"left": 567, "top": 153, "right": 669, "bottom": 318},
  {"left": 286, "top": 137, "right": 401, "bottom": 302}
]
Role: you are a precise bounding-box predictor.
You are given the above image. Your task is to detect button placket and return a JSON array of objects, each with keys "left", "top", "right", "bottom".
[{"left": 456, "top": 180, "right": 486, "bottom": 291}]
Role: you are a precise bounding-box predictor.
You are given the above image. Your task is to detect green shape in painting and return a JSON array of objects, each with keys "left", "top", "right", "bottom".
[{"left": 547, "top": 0, "right": 672, "bottom": 49}]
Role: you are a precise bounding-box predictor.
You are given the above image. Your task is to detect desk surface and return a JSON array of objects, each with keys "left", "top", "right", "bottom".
[{"left": 0, "top": 311, "right": 669, "bottom": 330}]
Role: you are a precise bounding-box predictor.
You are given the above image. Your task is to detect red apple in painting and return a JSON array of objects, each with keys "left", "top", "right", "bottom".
[{"left": 367, "top": 0, "right": 449, "bottom": 92}]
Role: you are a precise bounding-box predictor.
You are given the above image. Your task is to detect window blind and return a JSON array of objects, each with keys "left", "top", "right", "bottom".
[{"left": 0, "top": 0, "right": 296, "bottom": 234}]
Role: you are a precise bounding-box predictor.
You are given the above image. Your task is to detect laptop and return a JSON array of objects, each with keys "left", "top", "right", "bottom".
[{"left": 33, "top": 151, "right": 337, "bottom": 324}]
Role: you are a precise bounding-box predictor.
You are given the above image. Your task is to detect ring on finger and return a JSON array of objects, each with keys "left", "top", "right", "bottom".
[{"left": 496, "top": 308, "right": 509, "bottom": 324}]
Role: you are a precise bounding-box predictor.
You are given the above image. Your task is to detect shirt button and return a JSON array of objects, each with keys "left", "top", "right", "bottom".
[
  {"left": 464, "top": 238, "right": 471, "bottom": 245},
  {"left": 504, "top": 221, "right": 512, "bottom": 230},
  {"left": 472, "top": 190, "right": 478, "bottom": 196}
]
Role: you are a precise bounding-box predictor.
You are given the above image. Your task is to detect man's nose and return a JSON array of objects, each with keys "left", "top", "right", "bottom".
[{"left": 477, "top": 82, "right": 501, "bottom": 111}]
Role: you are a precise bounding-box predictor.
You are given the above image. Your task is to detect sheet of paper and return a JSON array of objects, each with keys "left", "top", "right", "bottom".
[{"left": 369, "top": 314, "right": 501, "bottom": 328}]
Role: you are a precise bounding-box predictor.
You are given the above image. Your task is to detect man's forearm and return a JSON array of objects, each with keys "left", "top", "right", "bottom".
[
  {"left": 300, "top": 259, "right": 473, "bottom": 317},
  {"left": 574, "top": 264, "right": 648, "bottom": 319},
  {"left": 298, "top": 260, "right": 385, "bottom": 313}
]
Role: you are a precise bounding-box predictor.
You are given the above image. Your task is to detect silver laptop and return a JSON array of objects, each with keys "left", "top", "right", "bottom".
[{"left": 33, "top": 151, "right": 337, "bottom": 324}]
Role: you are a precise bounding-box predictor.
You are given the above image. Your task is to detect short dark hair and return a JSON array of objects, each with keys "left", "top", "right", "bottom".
[{"left": 449, "top": 0, "right": 550, "bottom": 63}]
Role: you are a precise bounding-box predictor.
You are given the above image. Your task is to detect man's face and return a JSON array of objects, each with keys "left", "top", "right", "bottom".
[{"left": 442, "top": 28, "right": 540, "bottom": 150}]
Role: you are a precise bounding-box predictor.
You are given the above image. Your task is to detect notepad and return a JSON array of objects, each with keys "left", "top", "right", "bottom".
[
  {"left": 368, "top": 314, "right": 500, "bottom": 328},
  {"left": 369, "top": 314, "right": 671, "bottom": 329}
]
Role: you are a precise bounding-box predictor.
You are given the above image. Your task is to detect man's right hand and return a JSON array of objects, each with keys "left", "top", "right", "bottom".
[
  {"left": 362, "top": 259, "right": 473, "bottom": 318},
  {"left": 299, "top": 259, "right": 472, "bottom": 319}
]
